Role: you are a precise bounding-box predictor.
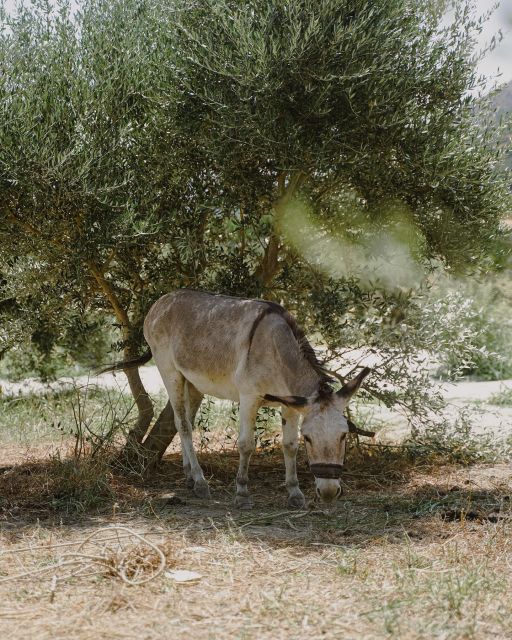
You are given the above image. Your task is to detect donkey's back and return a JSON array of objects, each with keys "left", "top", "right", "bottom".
[{"left": 143, "top": 290, "right": 298, "bottom": 402}]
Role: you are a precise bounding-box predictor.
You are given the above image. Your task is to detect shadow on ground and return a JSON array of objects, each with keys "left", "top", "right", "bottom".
[{"left": 1, "top": 446, "right": 511, "bottom": 547}]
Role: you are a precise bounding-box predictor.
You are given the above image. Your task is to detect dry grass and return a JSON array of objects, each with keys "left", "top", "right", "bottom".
[{"left": 1, "top": 440, "right": 512, "bottom": 639}]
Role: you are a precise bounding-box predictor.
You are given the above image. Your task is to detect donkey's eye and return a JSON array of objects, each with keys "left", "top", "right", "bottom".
[{"left": 303, "top": 435, "right": 312, "bottom": 445}]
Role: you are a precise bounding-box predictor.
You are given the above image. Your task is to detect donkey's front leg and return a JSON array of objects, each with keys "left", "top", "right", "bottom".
[
  {"left": 235, "top": 397, "right": 260, "bottom": 510},
  {"left": 282, "top": 408, "right": 306, "bottom": 509}
]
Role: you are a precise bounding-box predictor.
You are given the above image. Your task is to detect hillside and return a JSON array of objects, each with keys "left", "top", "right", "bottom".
[{"left": 490, "top": 80, "right": 512, "bottom": 169}]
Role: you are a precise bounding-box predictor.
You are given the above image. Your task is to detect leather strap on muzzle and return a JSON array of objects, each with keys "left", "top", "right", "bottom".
[{"left": 309, "top": 463, "right": 343, "bottom": 479}]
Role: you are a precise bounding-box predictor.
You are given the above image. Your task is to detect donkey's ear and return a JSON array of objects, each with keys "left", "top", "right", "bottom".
[
  {"left": 347, "top": 419, "right": 376, "bottom": 438},
  {"left": 264, "top": 394, "right": 309, "bottom": 408},
  {"left": 336, "top": 367, "right": 371, "bottom": 402}
]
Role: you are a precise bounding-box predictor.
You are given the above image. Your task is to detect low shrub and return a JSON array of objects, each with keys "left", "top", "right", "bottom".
[{"left": 433, "top": 276, "right": 512, "bottom": 381}]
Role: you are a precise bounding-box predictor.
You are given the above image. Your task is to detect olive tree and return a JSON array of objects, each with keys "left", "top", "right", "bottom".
[
  {"left": 1, "top": 0, "right": 509, "bottom": 466},
  {"left": 0, "top": 0, "right": 186, "bottom": 452}
]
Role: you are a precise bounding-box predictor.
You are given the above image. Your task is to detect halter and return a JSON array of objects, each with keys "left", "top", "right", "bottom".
[{"left": 309, "top": 463, "right": 343, "bottom": 479}]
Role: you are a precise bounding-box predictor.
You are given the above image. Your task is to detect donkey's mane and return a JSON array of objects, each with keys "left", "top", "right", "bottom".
[
  {"left": 258, "top": 301, "right": 334, "bottom": 389},
  {"left": 191, "top": 290, "right": 334, "bottom": 392}
]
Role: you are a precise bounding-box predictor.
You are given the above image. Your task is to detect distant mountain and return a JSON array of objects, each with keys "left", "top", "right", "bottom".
[
  {"left": 488, "top": 80, "right": 512, "bottom": 170},
  {"left": 491, "top": 80, "right": 512, "bottom": 118}
]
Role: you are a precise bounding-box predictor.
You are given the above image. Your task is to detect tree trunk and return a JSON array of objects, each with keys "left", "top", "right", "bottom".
[
  {"left": 86, "top": 261, "right": 157, "bottom": 465},
  {"left": 123, "top": 360, "right": 154, "bottom": 446},
  {"left": 140, "top": 401, "right": 178, "bottom": 470},
  {"left": 254, "top": 233, "right": 280, "bottom": 290},
  {"left": 253, "top": 171, "right": 307, "bottom": 291}
]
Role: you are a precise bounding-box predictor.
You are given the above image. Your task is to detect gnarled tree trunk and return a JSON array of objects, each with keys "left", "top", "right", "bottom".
[
  {"left": 254, "top": 171, "right": 307, "bottom": 292},
  {"left": 140, "top": 401, "right": 178, "bottom": 470},
  {"left": 87, "top": 261, "right": 168, "bottom": 468},
  {"left": 123, "top": 355, "right": 154, "bottom": 448}
]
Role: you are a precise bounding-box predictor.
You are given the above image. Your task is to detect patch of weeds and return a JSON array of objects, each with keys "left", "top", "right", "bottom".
[
  {"left": 336, "top": 550, "right": 362, "bottom": 576},
  {"left": 48, "top": 451, "right": 115, "bottom": 513},
  {"left": 0, "top": 387, "right": 78, "bottom": 443},
  {"left": 67, "top": 384, "right": 137, "bottom": 457},
  {"left": 382, "top": 599, "right": 405, "bottom": 636},
  {"left": 434, "top": 278, "right": 512, "bottom": 381},
  {"left": 488, "top": 387, "right": 512, "bottom": 407},
  {"left": 196, "top": 399, "right": 240, "bottom": 451},
  {"left": 196, "top": 397, "right": 214, "bottom": 448},
  {"left": 365, "top": 554, "right": 505, "bottom": 639},
  {"left": 427, "top": 570, "right": 497, "bottom": 620},
  {"left": 0, "top": 385, "right": 135, "bottom": 447},
  {"left": 0, "top": 385, "right": 137, "bottom": 514},
  {"left": 362, "top": 597, "right": 410, "bottom": 637},
  {"left": 403, "top": 546, "right": 432, "bottom": 571},
  {"left": 255, "top": 405, "right": 280, "bottom": 453},
  {"left": 351, "top": 399, "right": 510, "bottom": 474},
  {"left": 404, "top": 408, "right": 506, "bottom": 465}
]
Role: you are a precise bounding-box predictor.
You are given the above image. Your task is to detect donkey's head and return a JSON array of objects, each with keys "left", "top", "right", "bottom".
[{"left": 265, "top": 368, "right": 372, "bottom": 504}]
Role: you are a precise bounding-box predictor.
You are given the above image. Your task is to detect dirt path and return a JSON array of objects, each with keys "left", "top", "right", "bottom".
[
  {"left": 2, "top": 367, "right": 512, "bottom": 444},
  {"left": 2, "top": 366, "right": 511, "bottom": 401}
]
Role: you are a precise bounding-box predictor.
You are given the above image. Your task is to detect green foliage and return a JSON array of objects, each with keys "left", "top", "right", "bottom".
[
  {"left": 170, "top": 0, "right": 509, "bottom": 268},
  {"left": 0, "top": 388, "right": 75, "bottom": 443},
  {"left": 434, "top": 277, "right": 512, "bottom": 381},
  {"left": 488, "top": 387, "right": 512, "bottom": 407},
  {"left": 0, "top": 312, "right": 114, "bottom": 381},
  {"left": 0, "top": 386, "right": 137, "bottom": 444},
  {"left": 0, "top": 0, "right": 190, "bottom": 361},
  {"left": 488, "top": 80, "right": 512, "bottom": 171},
  {"left": 404, "top": 409, "right": 505, "bottom": 465}
]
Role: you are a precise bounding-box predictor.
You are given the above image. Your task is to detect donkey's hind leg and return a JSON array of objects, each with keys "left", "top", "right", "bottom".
[
  {"left": 182, "top": 381, "right": 204, "bottom": 489},
  {"left": 157, "top": 364, "right": 210, "bottom": 499},
  {"left": 235, "top": 396, "right": 261, "bottom": 510}
]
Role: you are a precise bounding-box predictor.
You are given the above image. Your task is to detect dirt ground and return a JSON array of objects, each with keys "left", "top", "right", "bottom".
[
  {"left": 1, "top": 440, "right": 512, "bottom": 640},
  {"left": 1, "top": 368, "right": 512, "bottom": 638}
]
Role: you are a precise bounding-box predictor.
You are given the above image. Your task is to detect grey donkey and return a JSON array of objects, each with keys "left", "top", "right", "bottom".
[{"left": 107, "top": 290, "right": 373, "bottom": 508}]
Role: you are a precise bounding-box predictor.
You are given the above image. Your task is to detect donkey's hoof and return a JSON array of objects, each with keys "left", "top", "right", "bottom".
[
  {"left": 186, "top": 476, "right": 195, "bottom": 490},
  {"left": 193, "top": 480, "right": 211, "bottom": 500},
  {"left": 287, "top": 493, "right": 306, "bottom": 510},
  {"left": 235, "top": 494, "right": 254, "bottom": 510}
]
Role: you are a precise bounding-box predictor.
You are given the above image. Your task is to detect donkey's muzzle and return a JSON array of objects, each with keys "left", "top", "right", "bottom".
[{"left": 310, "top": 463, "right": 343, "bottom": 479}]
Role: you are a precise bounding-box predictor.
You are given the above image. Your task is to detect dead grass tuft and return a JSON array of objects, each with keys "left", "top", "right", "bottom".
[{"left": 0, "top": 526, "right": 172, "bottom": 590}]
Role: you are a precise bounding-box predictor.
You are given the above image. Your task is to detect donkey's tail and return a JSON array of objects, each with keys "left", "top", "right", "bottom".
[{"left": 99, "top": 349, "right": 153, "bottom": 374}]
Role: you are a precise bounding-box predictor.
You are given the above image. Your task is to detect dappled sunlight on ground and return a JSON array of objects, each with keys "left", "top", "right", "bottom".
[{"left": 1, "top": 374, "right": 512, "bottom": 638}]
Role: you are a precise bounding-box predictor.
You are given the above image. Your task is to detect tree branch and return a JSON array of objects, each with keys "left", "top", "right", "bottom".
[
  {"left": 253, "top": 171, "right": 308, "bottom": 290},
  {"left": 86, "top": 261, "right": 131, "bottom": 334}
]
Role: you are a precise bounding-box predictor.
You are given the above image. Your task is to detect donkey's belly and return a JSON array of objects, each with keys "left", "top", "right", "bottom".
[{"left": 180, "top": 368, "right": 240, "bottom": 402}]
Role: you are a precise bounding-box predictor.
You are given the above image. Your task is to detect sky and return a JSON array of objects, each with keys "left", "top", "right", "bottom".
[
  {"left": 457, "top": 0, "right": 512, "bottom": 89},
  {"left": 2, "top": 0, "right": 512, "bottom": 89}
]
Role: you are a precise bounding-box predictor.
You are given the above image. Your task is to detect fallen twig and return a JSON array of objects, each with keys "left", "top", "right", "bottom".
[{"left": 0, "top": 526, "right": 167, "bottom": 586}]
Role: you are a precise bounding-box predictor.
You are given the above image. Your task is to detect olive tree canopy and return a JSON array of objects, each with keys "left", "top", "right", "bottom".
[{"left": 1, "top": 0, "right": 509, "bottom": 462}]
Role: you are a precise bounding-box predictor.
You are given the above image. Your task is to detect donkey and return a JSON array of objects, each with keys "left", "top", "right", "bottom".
[{"left": 110, "top": 290, "right": 372, "bottom": 508}]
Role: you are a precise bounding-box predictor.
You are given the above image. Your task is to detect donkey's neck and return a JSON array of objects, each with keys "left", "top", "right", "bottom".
[
  {"left": 294, "top": 372, "right": 323, "bottom": 398},
  {"left": 280, "top": 349, "right": 325, "bottom": 398}
]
